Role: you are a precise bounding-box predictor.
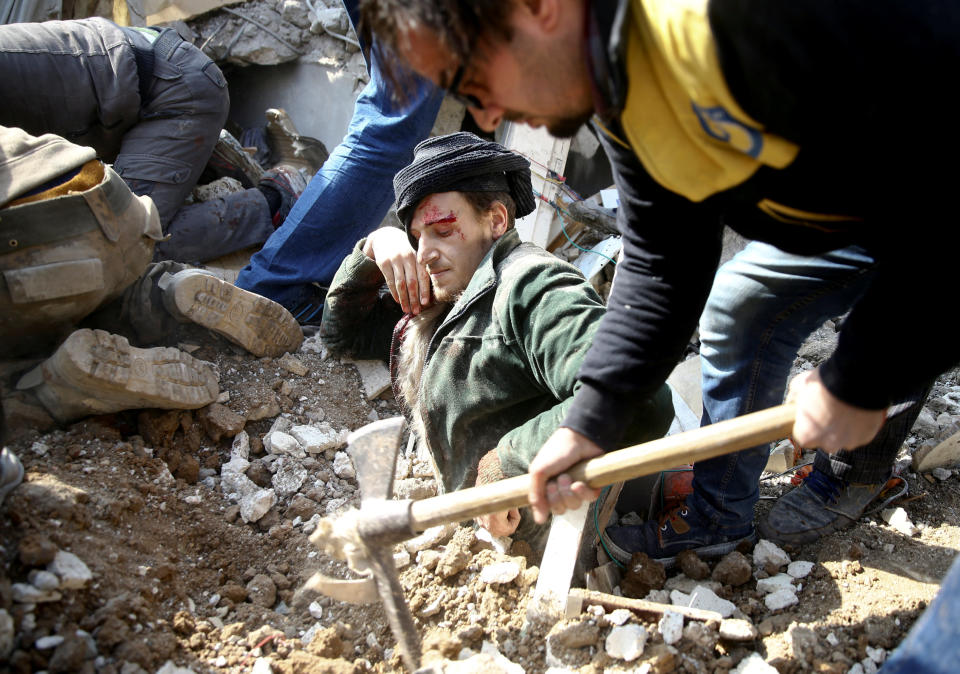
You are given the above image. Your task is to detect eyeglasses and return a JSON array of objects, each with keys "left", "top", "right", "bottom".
[{"left": 446, "top": 64, "right": 484, "bottom": 110}]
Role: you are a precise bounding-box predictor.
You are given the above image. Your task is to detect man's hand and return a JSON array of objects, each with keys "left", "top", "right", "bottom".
[
  {"left": 476, "top": 508, "right": 521, "bottom": 537},
  {"left": 788, "top": 368, "right": 886, "bottom": 453},
  {"left": 528, "top": 427, "right": 604, "bottom": 524},
  {"left": 362, "top": 228, "right": 431, "bottom": 314}
]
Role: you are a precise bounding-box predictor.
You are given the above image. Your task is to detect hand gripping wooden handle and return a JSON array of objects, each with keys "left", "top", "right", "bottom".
[{"left": 409, "top": 403, "right": 796, "bottom": 532}]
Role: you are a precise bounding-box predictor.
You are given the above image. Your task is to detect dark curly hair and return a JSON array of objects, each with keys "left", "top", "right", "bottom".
[{"left": 358, "top": 0, "right": 518, "bottom": 97}]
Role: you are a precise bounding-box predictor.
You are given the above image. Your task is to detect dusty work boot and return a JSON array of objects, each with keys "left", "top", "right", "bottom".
[
  {"left": 265, "top": 107, "right": 329, "bottom": 172},
  {"left": 603, "top": 500, "right": 755, "bottom": 568},
  {"left": 161, "top": 269, "right": 303, "bottom": 357},
  {"left": 17, "top": 329, "right": 219, "bottom": 423},
  {"left": 0, "top": 447, "right": 24, "bottom": 506},
  {"left": 758, "top": 468, "right": 891, "bottom": 545}
]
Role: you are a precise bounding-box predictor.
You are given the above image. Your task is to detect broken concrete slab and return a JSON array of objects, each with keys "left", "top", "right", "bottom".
[{"left": 347, "top": 358, "right": 391, "bottom": 400}]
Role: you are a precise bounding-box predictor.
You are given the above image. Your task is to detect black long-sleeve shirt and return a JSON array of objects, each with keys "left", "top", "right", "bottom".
[{"left": 564, "top": 0, "right": 960, "bottom": 450}]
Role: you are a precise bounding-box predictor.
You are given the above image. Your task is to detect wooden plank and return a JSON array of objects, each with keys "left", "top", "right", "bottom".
[{"left": 525, "top": 502, "right": 590, "bottom": 623}]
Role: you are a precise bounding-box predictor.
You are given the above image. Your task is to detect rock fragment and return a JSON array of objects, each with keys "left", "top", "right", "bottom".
[
  {"left": 732, "top": 652, "right": 779, "bottom": 673},
  {"left": 720, "top": 619, "right": 759, "bottom": 641},
  {"left": 713, "top": 550, "right": 753, "bottom": 586},
  {"left": 753, "top": 539, "right": 791, "bottom": 569},
  {"left": 605, "top": 624, "right": 647, "bottom": 662},
  {"left": 279, "top": 353, "right": 309, "bottom": 376},
  {"left": 882, "top": 507, "right": 918, "bottom": 536},
  {"left": 756, "top": 573, "right": 795, "bottom": 595},
  {"left": 49, "top": 550, "right": 93, "bottom": 589},
  {"left": 658, "top": 610, "right": 684, "bottom": 645},
  {"left": 332, "top": 451, "right": 356, "bottom": 479},
  {"left": 764, "top": 588, "right": 799, "bottom": 611},
  {"left": 787, "top": 560, "right": 815, "bottom": 579},
  {"left": 197, "top": 403, "right": 245, "bottom": 442},
  {"left": 480, "top": 561, "right": 521, "bottom": 585}
]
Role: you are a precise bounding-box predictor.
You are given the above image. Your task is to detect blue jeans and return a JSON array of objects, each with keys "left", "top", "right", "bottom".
[
  {"left": 880, "top": 553, "right": 960, "bottom": 674},
  {"left": 693, "top": 243, "right": 888, "bottom": 529},
  {"left": 236, "top": 0, "right": 445, "bottom": 308}
]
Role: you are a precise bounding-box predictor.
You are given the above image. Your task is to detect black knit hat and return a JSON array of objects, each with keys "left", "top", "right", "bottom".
[{"left": 394, "top": 132, "right": 536, "bottom": 238}]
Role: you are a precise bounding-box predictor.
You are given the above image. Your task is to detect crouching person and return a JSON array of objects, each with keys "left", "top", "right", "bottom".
[
  {"left": 0, "top": 125, "right": 302, "bottom": 431},
  {"left": 321, "top": 132, "right": 673, "bottom": 554}
]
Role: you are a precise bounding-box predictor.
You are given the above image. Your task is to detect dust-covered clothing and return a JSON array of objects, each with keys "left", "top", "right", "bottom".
[
  {"left": 322, "top": 228, "right": 673, "bottom": 538},
  {"left": 0, "top": 17, "right": 274, "bottom": 263},
  {"left": 564, "top": 0, "right": 960, "bottom": 450}
]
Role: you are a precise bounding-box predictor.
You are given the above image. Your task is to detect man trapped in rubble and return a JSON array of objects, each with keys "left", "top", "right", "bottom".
[{"left": 320, "top": 132, "right": 672, "bottom": 546}]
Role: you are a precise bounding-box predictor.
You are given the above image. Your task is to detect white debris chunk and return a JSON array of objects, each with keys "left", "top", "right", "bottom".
[
  {"left": 290, "top": 424, "right": 342, "bottom": 454},
  {"left": 348, "top": 359, "right": 392, "bottom": 399},
  {"left": 308, "top": 602, "right": 324, "bottom": 620},
  {"left": 272, "top": 457, "right": 308, "bottom": 498},
  {"left": 393, "top": 550, "right": 412, "bottom": 569},
  {"left": 605, "top": 609, "right": 632, "bottom": 626},
  {"left": 474, "top": 527, "right": 511, "bottom": 554},
  {"left": 251, "top": 658, "right": 273, "bottom": 674},
  {"left": 764, "top": 588, "right": 799, "bottom": 611},
  {"left": 787, "top": 560, "right": 815, "bottom": 579},
  {"left": 49, "top": 550, "right": 93, "bottom": 589},
  {"left": 221, "top": 456, "right": 250, "bottom": 475},
  {"left": 826, "top": 632, "right": 840, "bottom": 647},
  {"left": 658, "top": 610, "right": 683, "bottom": 645},
  {"left": 35, "top": 635, "right": 65, "bottom": 649},
  {"left": 333, "top": 451, "right": 356, "bottom": 479},
  {"left": 753, "top": 539, "right": 791, "bottom": 569},
  {"left": 480, "top": 561, "right": 521, "bottom": 585},
  {"left": 231, "top": 431, "right": 250, "bottom": 461},
  {"left": 267, "top": 431, "right": 306, "bottom": 458},
  {"left": 719, "top": 619, "right": 759, "bottom": 641},
  {"left": 421, "top": 597, "right": 442, "bottom": 616},
  {"left": 479, "top": 641, "right": 526, "bottom": 674},
  {"left": 240, "top": 489, "right": 276, "bottom": 523},
  {"left": 28, "top": 570, "right": 60, "bottom": 592},
  {"left": 932, "top": 467, "right": 952, "bottom": 481},
  {"left": 11, "top": 583, "right": 61, "bottom": 603},
  {"left": 866, "top": 645, "right": 887, "bottom": 664},
  {"left": 756, "top": 573, "right": 795, "bottom": 595},
  {"left": 731, "top": 652, "right": 779, "bottom": 673},
  {"left": 882, "top": 507, "right": 918, "bottom": 536},
  {"left": 605, "top": 624, "right": 647, "bottom": 662},
  {"left": 405, "top": 524, "right": 456, "bottom": 553},
  {"left": 686, "top": 585, "right": 736, "bottom": 618}
]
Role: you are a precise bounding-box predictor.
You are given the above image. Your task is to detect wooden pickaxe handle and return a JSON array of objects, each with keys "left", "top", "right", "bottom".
[{"left": 409, "top": 403, "right": 796, "bottom": 531}]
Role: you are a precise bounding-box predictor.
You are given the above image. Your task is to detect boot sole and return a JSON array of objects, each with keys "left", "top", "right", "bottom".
[
  {"left": 38, "top": 329, "right": 219, "bottom": 419},
  {"left": 168, "top": 271, "right": 303, "bottom": 358}
]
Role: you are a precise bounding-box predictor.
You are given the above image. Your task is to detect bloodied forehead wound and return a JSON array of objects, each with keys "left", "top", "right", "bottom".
[{"left": 415, "top": 200, "right": 457, "bottom": 228}]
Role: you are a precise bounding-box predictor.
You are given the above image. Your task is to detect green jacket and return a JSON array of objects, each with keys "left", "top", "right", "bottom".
[{"left": 321, "top": 229, "right": 672, "bottom": 509}]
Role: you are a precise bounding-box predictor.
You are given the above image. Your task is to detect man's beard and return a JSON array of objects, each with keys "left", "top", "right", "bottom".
[
  {"left": 546, "top": 111, "right": 595, "bottom": 138},
  {"left": 431, "top": 280, "right": 465, "bottom": 305}
]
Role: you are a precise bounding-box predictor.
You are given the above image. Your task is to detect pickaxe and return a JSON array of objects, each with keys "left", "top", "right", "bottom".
[{"left": 299, "top": 403, "right": 796, "bottom": 671}]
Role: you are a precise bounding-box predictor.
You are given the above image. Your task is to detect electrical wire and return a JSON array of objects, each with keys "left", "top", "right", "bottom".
[{"left": 534, "top": 189, "right": 619, "bottom": 266}]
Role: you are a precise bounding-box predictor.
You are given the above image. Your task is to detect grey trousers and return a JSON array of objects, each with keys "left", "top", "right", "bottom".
[{"left": 0, "top": 17, "right": 275, "bottom": 263}]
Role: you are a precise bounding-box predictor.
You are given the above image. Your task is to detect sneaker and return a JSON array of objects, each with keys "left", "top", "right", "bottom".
[
  {"left": 161, "top": 269, "right": 303, "bottom": 357},
  {"left": 0, "top": 447, "right": 24, "bottom": 506},
  {"left": 258, "top": 164, "right": 308, "bottom": 228},
  {"left": 17, "top": 329, "right": 219, "bottom": 423},
  {"left": 603, "top": 500, "right": 756, "bottom": 568},
  {"left": 289, "top": 285, "right": 328, "bottom": 327},
  {"left": 758, "top": 468, "right": 888, "bottom": 545}
]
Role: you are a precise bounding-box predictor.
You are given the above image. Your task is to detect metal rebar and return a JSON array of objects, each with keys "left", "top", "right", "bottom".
[{"left": 222, "top": 6, "right": 303, "bottom": 56}]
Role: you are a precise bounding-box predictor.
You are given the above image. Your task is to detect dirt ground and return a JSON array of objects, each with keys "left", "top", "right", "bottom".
[{"left": 2, "top": 321, "right": 959, "bottom": 673}]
